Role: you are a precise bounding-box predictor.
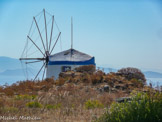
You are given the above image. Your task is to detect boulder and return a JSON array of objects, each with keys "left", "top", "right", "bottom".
[
  {"left": 103, "top": 85, "right": 109, "bottom": 92},
  {"left": 97, "top": 85, "right": 110, "bottom": 93},
  {"left": 116, "top": 97, "right": 132, "bottom": 103},
  {"left": 114, "top": 84, "right": 127, "bottom": 90}
]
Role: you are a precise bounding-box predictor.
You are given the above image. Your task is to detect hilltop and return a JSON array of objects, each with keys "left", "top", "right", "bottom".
[{"left": 0, "top": 66, "right": 160, "bottom": 121}]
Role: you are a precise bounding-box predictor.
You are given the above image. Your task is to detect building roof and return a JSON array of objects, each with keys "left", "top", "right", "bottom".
[
  {"left": 49, "top": 48, "right": 93, "bottom": 62},
  {"left": 48, "top": 48, "right": 95, "bottom": 65}
]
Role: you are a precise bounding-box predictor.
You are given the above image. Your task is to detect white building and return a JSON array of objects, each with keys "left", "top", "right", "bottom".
[{"left": 46, "top": 48, "right": 95, "bottom": 79}]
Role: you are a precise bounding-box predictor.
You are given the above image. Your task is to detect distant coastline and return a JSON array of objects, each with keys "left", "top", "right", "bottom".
[{"left": 0, "top": 56, "right": 162, "bottom": 86}]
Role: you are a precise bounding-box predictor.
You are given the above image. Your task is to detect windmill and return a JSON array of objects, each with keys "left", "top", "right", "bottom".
[
  {"left": 20, "top": 9, "right": 96, "bottom": 81},
  {"left": 20, "top": 9, "right": 61, "bottom": 81}
]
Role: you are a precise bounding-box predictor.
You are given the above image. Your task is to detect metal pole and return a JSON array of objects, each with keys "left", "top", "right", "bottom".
[{"left": 71, "top": 17, "right": 73, "bottom": 49}]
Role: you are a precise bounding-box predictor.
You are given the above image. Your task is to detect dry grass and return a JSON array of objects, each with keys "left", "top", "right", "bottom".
[{"left": 0, "top": 69, "right": 153, "bottom": 122}]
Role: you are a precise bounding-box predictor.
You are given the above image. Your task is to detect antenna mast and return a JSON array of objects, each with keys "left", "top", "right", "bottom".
[{"left": 71, "top": 17, "right": 73, "bottom": 49}]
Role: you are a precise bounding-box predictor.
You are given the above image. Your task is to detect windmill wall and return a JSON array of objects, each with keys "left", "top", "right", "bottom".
[{"left": 46, "top": 49, "right": 95, "bottom": 79}]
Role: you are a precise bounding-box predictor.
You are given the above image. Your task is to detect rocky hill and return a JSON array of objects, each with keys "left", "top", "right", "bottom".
[{"left": 0, "top": 66, "right": 157, "bottom": 121}]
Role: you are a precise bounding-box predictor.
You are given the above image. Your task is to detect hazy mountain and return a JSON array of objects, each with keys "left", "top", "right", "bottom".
[
  {"left": 0, "top": 56, "right": 43, "bottom": 85},
  {"left": 144, "top": 71, "right": 162, "bottom": 78},
  {"left": 0, "top": 68, "right": 41, "bottom": 76},
  {"left": 0, "top": 56, "right": 21, "bottom": 72},
  {"left": 98, "top": 67, "right": 162, "bottom": 78},
  {"left": 0, "top": 69, "right": 24, "bottom": 76}
]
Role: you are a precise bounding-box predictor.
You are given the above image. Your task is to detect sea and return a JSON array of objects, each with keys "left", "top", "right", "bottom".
[
  {"left": 146, "top": 78, "right": 162, "bottom": 87},
  {"left": 0, "top": 76, "right": 26, "bottom": 86}
]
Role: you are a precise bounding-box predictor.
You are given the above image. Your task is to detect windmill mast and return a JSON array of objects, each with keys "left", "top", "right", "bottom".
[{"left": 71, "top": 17, "right": 73, "bottom": 49}]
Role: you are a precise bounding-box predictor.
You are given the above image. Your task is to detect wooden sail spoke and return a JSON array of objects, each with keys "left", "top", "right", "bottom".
[
  {"left": 19, "top": 58, "right": 45, "bottom": 60},
  {"left": 50, "top": 32, "right": 61, "bottom": 54},
  {"left": 33, "top": 62, "right": 46, "bottom": 81}
]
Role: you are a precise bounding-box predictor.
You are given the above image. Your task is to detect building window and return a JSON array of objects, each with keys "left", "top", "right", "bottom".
[{"left": 62, "top": 66, "right": 71, "bottom": 72}]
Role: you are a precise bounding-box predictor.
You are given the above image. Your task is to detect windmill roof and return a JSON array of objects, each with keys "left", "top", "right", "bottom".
[{"left": 49, "top": 48, "right": 93, "bottom": 62}]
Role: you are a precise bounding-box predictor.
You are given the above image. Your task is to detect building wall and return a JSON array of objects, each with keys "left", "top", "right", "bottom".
[{"left": 46, "top": 65, "right": 83, "bottom": 79}]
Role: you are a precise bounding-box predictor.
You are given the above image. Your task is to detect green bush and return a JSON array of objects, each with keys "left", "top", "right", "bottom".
[
  {"left": 45, "top": 103, "right": 61, "bottom": 110},
  {"left": 15, "top": 94, "right": 37, "bottom": 100},
  {"left": 85, "top": 100, "right": 104, "bottom": 109},
  {"left": 97, "top": 91, "right": 162, "bottom": 122},
  {"left": 26, "top": 101, "right": 42, "bottom": 108}
]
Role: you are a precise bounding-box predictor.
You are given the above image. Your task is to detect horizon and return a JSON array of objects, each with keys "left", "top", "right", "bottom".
[
  {"left": 1, "top": 0, "right": 162, "bottom": 72},
  {"left": 1, "top": 56, "right": 162, "bottom": 73}
]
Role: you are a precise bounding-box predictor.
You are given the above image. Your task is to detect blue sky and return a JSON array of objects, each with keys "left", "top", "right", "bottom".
[{"left": 0, "top": 0, "right": 162, "bottom": 72}]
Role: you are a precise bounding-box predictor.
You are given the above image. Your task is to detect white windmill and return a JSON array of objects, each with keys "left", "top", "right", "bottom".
[{"left": 20, "top": 9, "right": 95, "bottom": 80}]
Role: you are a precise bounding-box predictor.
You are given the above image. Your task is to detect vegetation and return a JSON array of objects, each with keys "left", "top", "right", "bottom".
[
  {"left": 117, "top": 67, "right": 146, "bottom": 85},
  {"left": 26, "top": 101, "right": 43, "bottom": 108},
  {"left": 45, "top": 103, "right": 61, "bottom": 110},
  {"left": 0, "top": 78, "right": 55, "bottom": 95},
  {"left": 0, "top": 66, "right": 161, "bottom": 121},
  {"left": 14, "top": 94, "right": 37, "bottom": 100},
  {"left": 85, "top": 99, "right": 104, "bottom": 109},
  {"left": 97, "top": 91, "right": 162, "bottom": 122},
  {"left": 74, "top": 65, "right": 96, "bottom": 73}
]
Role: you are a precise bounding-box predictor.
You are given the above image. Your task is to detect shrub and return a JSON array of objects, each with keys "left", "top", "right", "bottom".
[
  {"left": 97, "top": 91, "right": 162, "bottom": 122},
  {"left": 85, "top": 100, "right": 104, "bottom": 109},
  {"left": 117, "top": 67, "right": 146, "bottom": 85},
  {"left": 4, "top": 88, "right": 14, "bottom": 96},
  {"left": 55, "top": 78, "right": 65, "bottom": 86},
  {"left": 45, "top": 104, "right": 53, "bottom": 109},
  {"left": 130, "top": 78, "right": 144, "bottom": 87},
  {"left": 91, "top": 74, "right": 102, "bottom": 84},
  {"left": 75, "top": 65, "right": 96, "bottom": 73},
  {"left": 26, "top": 101, "right": 42, "bottom": 108},
  {"left": 81, "top": 73, "right": 91, "bottom": 83},
  {"left": 15, "top": 94, "right": 37, "bottom": 100},
  {"left": 91, "top": 71, "right": 104, "bottom": 84},
  {"left": 0, "top": 78, "right": 55, "bottom": 95},
  {"left": 45, "top": 103, "right": 61, "bottom": 110}
]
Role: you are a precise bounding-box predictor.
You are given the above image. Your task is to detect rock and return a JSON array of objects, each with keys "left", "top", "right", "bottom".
[
  {"left": 99, "top": 88, "right": 104, "bottom": 93},
  {"left": 118, "top": 80, "right": 123, "bottom": 83},
  {"left": 114, "top": 84, "right": 127, "bottom": 90},
  {"left": 127, "top": 82, "right": 134, "bottom": 87},
  {"left": 116, "top": 97, "right": 132, "bottom": 103},
  {"left": 107, "top": 81, "right": 114, "bottom": 87},
  {"left": 85, "top": 86, "right": 90, "bottom": 92},
  {"left": 103, "top": 85, "right": 109, "bottom": 92},
  {"left": 111, "top": 88, "right": 117, "bottom": 93},
  {"left": 97, "top": 85, "right": 110, "bottom": 93},
  {"left": 14, "top": 93, "right": 19, "bottom": 95},
  {"left": 114, "top": 85, "right": 121, "bottom": 89},
  {"left": 40, "top": 85, "right": 46, "bottom": 90},
  {"left": 65, "top": 79, "right": 71, "bottom": 83}
]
